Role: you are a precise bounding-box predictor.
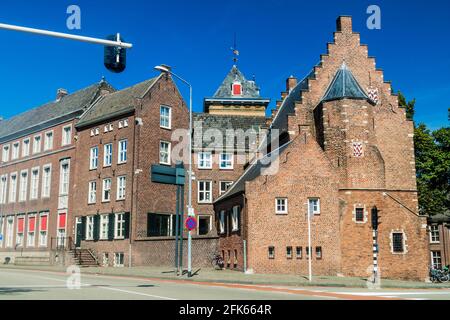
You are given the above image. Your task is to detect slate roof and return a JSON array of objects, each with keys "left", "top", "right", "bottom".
[
  {"left": 209, "top": 65, "right": 265, "bottom": 100},
  {"left": 322, "top": 62, "right": 370, "bottom": 102},
  {"left": 428, "top": 214, "right": 450, "bottom": 223},
  {"left": 215, "top": 141, "right": 292, "bottom": 202},
  {"left": 0, "top": 81, "right": 113, "bottom": 144},
  {"left": 193, "top": 113, "right": 267, "bottom": 150},
  {"left": 77, "top": 76, "right": 159, "bottom": 128}
]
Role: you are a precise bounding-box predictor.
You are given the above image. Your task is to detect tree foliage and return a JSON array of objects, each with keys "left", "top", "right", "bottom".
[{"left": 398, "top": 91, "right": 416, "bottom": 121}]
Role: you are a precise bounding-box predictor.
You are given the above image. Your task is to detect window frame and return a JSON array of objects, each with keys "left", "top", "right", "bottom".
[
  {"left": 198, "top": 151, "right": 212, "bottom": 169},
  {"left": 18, "top": 169, "right": 28, "bottom": 202},
  {"left": 100, "top": 214, "right": 109, "bottom": 240},
  {"left": 197, "top": 180, "right": 212, "bottom": 204},
  {"left": 11, "top": 142, "right": 20, "bottom": 160},
  {"left": 2, "top": 144, "right": 10, "bottom": 162},
  {"left": 32, "top": 135, "right": 42, "bottom": 154},
  {"left": 22, "top": 138, "right": 30, "bottom": 157},
  {"left": 391, "top": 231, "right": 406, "bottom": 254},
  {"left": 86, "top": 216, "right": 94, "bottom": 240},
  {"left": 114, "top": 213, "right": 126, "bottom": 239},
  {"left": 90, "top": 146, "right": 99, "bottom": 170},
  {"left": 219, "top": 153, "right": 234, "bottom": 170},
  {"left": 219, "top": 181, "right": 233, "bottom": 195},
  {"left": 88, "top": 181, "right": 97, "bottom": 204},
  {"left": 62, "top": 125, "right": 72, "bottom": 146},
  {"left": 41, "top": 164, "right": 52, "bottom": 198},
  {"left": 430, "top": 225, "right": 440, "bottom": 244},
  {"left": 44, "top": 130, "right": 54, "bottom": 151},
  {"left": 231, "top": 206, "right": 240, "bottom": 232},
  {"left": 160, "top": 105, "right": 172, "bottom": 129},
  {"left": 118, "top": 139, "right": 128, "bottom": 164},
  {"left": 275, "top": 198, "right": 288, "bottom": 215},
  {"left": 30, "top": 167, "right": 40, "bottom": 200},
  {"left": 102, "top": 178, "right": 112, "bottom": 203},
  {"left": 219, "top": 211, "right": 225, "bottom": 234},
  {"left": 159, "top": 141, "right": 171, "bottom": 165},
  {"left": 117, "top": 176, "right": 126, "bottom": 201},
  {"left": 9, "top": 172, "right": 18, "bottom": 203},
  {"left": 103, "top": 143, "right": 113, "bottom": 167},
  {"left": 308, "top": 198, "right": 321, "bottom": 215}
]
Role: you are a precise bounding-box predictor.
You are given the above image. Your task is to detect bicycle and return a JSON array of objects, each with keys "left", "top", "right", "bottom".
[
  {"left": 430, "top": 267, "right": 450, "bottom": 283},
  {"left": 211, "top": 253, "right": 224, "bottom": 270}
]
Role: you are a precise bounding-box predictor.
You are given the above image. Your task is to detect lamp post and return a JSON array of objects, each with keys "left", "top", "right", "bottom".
[{"left": 154, "top": 65, "right": 194, "bottom": 277}]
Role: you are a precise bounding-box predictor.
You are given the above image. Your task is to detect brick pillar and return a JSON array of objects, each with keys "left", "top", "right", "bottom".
[{"left": 336, "top": 16, "right": 352, "bottom": 33}]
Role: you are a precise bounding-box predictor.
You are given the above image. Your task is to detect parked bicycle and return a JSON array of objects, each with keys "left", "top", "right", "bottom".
[
  {"left": 430, "top": 265, "right": 450, "bottom": 283},
  {"left": 211, "top": 253, "right": 225, "bottom": 270}
]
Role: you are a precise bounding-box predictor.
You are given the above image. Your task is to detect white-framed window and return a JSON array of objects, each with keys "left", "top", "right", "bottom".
[
  {"left": 33, "top": 135, "right": 41, "bottom": 154},
  {"left": 198, "top": 181, "right": 212, "bottom": 204},
  {"left": 88, "top": 181, "right": 97, "bottom": 204},
  {"left": 114, "top": 252, "right": 124, "bottom": 267},
  {"left": 0, "top": 174, "right": 8, "bottom": 204},
  {"left": 39, "top": 213, "right": 48, "bottom": 247},
  {"left": 90, "top": 146, "right": 99, "bottom": 170},
  {"left": 308, "top": 198, "right": 321, "bottom": 215},
  {"left": 22, "top": 138, "right": 30, "bottom": 157},
  {"left": 102, "top": 253, "right": 109, "bottom": 267},
  {"left": 30, "top": 167, "right": 40, "bottom": 200},
  {"left": 100, "top": 215, "right": 109, "bottom": 240},
  {"left": 62, "top": 125, "right": 72, "bottom": 146},
  {"left": 27, "top": 215, "right": 36, "bottom": 247},
  {"left": 102, "top": 178, "right": 112, "bottom": 202},
  {"left": 219, "top": 211, "right": 225, "bottom": 234},
  {"left": 159, "top": 141, "right": 171, "bottom": 165},
  {"left": 86, "top": 216, "right": 94, "bottom": 240},
  {"left": 104, "top": 143, "right": 113, "bottom": 167},
  {"left": 198, "top": 215, "right": 212, "bottom": 236},
  {"left": 198, "top": 152, "right": 212, "bottom": 169},
  {"left": 430, "top": 225, "right": 440, "bottom": 243},
  {"left": 95, "top": 128, "right": 99, "bottom": 135},
  {"left": 119, "top": 119, "right": 129, "bottom": 129},
  {"left": 19, "top": 170, "right": 28, "bottom": 202},
  {"left": 2, "top": 144, "right": 10, "bottom": 162},
  {"left": 9, "top": 173, "right": 17, "bottom": 203},
  {"left": 41, "top": 165, "right": 52, "bottom": 198},
  {"left": 118, "top": 139, "right": 128, "bottom": 164},
  {"left": 160, "top": 105, "right": 172, "bottom": 129},
  {"left": 219, "top": 153, "right": 234, "bottom": 170},
  {"left": 431, "top": 251, "right": 442, "bottom": 270},
  {"left": 11, "top": 142, "right": 20, "bottom": 160},
  {"left": 44, "top": 131, "right": 54, "bottom": 151},
  {"left": 114, "top": 213, "right": 125, "bottom": 239},
  {"left": 231, "top": 206, "right": 240, "bottom": 231},
  {"left": 275, "top": 198, "right": 288, "bottom": 214},
  {"left": 59, "top": 160, "right": 70, "bottom": 195},
  {"left": 117, "top": 176, "right": 126, "bottom": 200},
  {"left": 16, "top": 216, "right": 25, "bottom": 247},
  {"left": 5, "top": 216, "right": 14, "bottom": 248},
  {"left": 90, "top": 129, "right": 95, "bottom": 137},
  {"left": 219, "top": 181, "right": 233, "bottom": 195}
]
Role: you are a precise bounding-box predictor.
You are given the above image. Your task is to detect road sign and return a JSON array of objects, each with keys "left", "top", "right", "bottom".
[
  {"left": 185, "top": 217, "right": 197, "bottom": 231},
  {"left": 151, "top": 163, "right": 185, "bottom": 186}
]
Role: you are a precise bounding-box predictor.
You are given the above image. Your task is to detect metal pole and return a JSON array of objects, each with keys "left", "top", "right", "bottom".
[
  {"left": 243, "top": 240, "right": 247, "bottom": 273},
  {"left": 179, "top": 184, "right": 185, "bottom": 273},
  {"left": 0, "top": 23, "right": 133, "bottom": 48},
  {"left": 308, "top": 208, "right": 312, "bottom": 282},
  {"left": 175, "top": 186, "right": 180, "bottom": 273},
  {"left": 187, "top": 84, "right": 193, "bottom": 278},
  {"left": 373, "top": 229, "right": 378, "bottom": 283}
]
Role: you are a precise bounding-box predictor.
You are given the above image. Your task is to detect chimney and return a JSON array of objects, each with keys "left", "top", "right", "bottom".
[
  {"left": 56, "top": 88, "right": 68, "bottom": 102},
  {"left": 286, "top": 75, "right": 297, "bottom": 93},
  {"left": 336, "top": 16, "right": 353, "bottom": 33}
]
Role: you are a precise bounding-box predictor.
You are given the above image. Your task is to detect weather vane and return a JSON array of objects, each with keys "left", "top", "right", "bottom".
[{"left": 231, "top": 33, "right": 239, "bottom": 65}]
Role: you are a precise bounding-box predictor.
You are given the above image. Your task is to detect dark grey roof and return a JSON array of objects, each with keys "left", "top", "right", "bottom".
[
  {"left": 215, "top": 141, "right": 292, "bottom": 202},
  {"left": 210, "top": 65, "right": 263, "bottom": 99},
  {"left": 322, "top": 63, "right": 369, "bottom": 102},
  {"left": 193, "top": 113, "right": 267, "bottom": 150},
  {"left": 428, "top": 213, "right": 450, "bottom": 223},
  {"left": 270, "top": 69, "right": 315, "bottom": 132},
  {"left": 77, "top": 77, "right": 159, "bottom": 128},
  {"left": 0, "top": 81, "right": 112, "bottom": 143}
]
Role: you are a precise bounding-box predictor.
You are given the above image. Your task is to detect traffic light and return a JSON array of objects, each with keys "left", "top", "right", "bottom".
[
  {"left": 104, "top": 34, "right": 127, "bottom": 73},
  {"left": 371, "top": 206, "right": 379, "bottom": 230}
]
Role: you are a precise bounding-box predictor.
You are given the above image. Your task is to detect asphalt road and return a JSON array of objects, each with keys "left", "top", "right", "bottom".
[{"left": 0, "top": 268, "right": 449, "bottom": 300}]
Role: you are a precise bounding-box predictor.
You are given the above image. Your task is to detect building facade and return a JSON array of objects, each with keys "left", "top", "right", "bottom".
[
  {"left": 0, "top": 81, "right": 113, "bottom": 264},
  {"left": 214, "top": 16, "right": 430, "bottom": 281},
  {"left": 428, "top": 214, "right": 450, "bottom": 270}
]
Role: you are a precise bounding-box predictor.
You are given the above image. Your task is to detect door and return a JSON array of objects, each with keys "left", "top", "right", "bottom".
[{"left": 75, "top": 217, "right": 82, "bottom": 249}]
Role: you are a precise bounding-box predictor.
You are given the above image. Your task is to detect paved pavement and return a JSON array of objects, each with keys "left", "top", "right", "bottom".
[{"left": 0, "top": 268, "right": 449, "bottom": 300}]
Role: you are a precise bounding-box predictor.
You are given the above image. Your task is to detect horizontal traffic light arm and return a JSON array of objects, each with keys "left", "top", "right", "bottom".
[{"left": 0, "top": 23, "right": 133, "bottom": 49}]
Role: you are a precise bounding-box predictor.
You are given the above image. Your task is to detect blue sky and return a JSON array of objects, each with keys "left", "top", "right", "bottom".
[{"left": 0, "top": 0, "right": 449, "bottom": 129}]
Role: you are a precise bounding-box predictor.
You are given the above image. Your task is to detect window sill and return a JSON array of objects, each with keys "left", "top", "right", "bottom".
[
  {"left": 114, "top": 237, "right": 125, "bottom": 240},
  {"left": 160, "top": 126, "right": 172, "bottom": 131},
  {"left": 117, "top": 161, "right": 127, "bottom": 165},
  {"left": 276, "top": 212, "right": 288, "bottom": 215}
]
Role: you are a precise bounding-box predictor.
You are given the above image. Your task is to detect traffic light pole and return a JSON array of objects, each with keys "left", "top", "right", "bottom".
[
  {"left": 0, "top": 23, "right": 133, "bottom": 48},
  {"left": 372, "top": 229, "right": 378, "bottom": 283}
]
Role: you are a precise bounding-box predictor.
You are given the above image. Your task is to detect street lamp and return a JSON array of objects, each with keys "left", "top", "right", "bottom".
[{"left": 154, "top": 65, "right": 194, "bottom": 278}]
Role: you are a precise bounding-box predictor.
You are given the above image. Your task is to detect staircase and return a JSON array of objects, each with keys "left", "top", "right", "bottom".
[{"left": 69, "top": 249, "right": 99, "bottom": 267}]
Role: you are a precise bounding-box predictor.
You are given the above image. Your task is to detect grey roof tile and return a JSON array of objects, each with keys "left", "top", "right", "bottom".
[
  {"left": 211, "top": 65, "right": 263, "bottom": 99},
  {"left": 77, "top": 77, "right": 159, "bottom": 128},
  {"left": 0, "top": 81, "right": 112, "bottom": 143}
]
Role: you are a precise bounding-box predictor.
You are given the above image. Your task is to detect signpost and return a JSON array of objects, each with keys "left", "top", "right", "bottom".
[
  {"left": 185, "top": 217, "right": 197, "bottom": 231},
  {"left": 151, "top": 162, "right": 186, "bottom": 275}
]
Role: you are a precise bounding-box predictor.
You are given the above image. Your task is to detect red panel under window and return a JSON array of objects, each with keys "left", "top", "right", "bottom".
[
  {"left": 17, "top": 218, "right": 24, "bottom": 233},
  {"left": 232, "top": 83, "right": 242, "bottom": 96},
  {"left": 41, "top": 216, "right": 48, "bottom": 231},
  {"left": 58, "top": 213, "right": 66, "bottom": 229},
  {"left": 29, "top": 217, "right": 36, "bottom": 232}
]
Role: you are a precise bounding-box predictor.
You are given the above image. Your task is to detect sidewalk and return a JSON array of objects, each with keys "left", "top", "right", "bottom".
[{"left": 1, "top": 264, "right": 449, "bottom": 289}]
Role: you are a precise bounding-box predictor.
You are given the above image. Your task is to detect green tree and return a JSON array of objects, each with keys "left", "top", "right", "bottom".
[{"left": 398, "top": 91, "right": 416, "bottom": 121}]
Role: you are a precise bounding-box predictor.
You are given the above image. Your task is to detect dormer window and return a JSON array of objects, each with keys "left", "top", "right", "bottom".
[{"left": 232, "top": 81, "right": 242, "bottom": 96}]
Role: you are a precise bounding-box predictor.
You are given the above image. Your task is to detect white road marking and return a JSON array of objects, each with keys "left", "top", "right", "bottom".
[
  {"left": 1, "top": 270, "right": 177, "bottom": 300},
  {"left": 331, "top": 291, "right": 450, "bottom": 296}
]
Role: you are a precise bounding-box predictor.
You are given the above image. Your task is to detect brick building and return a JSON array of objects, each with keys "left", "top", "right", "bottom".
[
  {"left": 428, "top": 213, "right": 450, "bottom": 270},
  {"left": 191, "top": 65, "right": 269, "bottom": 240},
  {"left": 0, "top": 81, "right": 113, "bottom": 264},
  {"left": 214, "top": 16, "right": 430, "bottom": 281}
]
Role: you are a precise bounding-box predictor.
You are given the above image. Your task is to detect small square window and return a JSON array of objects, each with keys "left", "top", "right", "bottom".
[
  {"left": 268, "top": 246, "right": 275, "bottom": 259},
  {"left": 219, "top": 153, "right": 233, "bottom": 170},
  {"left": 355, "top": 208, "right": 364, "bottom": 222},
  {"left": 286, "top": 246, "right": 293, "bottom": 259},
  {"left": 296, "top": 247, "right": 302, "bottom": 259},
  {"left": 114, "top": 252, "right": 124, "bottom": 267},
  {"left": 316, "top": 247, "right": 322, "bottom": 259},
  {"left": 392, "top": 233, "right": 405, "bottom": 253},
  {"left": 275, "top": 198, "right": 288, "bottom": 214},
  {"left": 220, "top": 181, "right": 233, "bottom": 195},
  {"left": 308, "top": 198, "right": 320, "bottom": 215}
]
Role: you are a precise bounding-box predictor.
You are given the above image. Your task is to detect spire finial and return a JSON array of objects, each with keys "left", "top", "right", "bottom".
[{"left": 231, "top": 33, "right": 239, "bottom": 66}]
